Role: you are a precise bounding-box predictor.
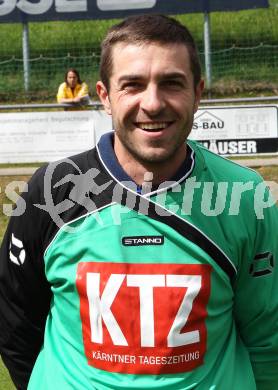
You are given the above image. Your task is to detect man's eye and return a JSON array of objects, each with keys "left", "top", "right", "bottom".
[
  {"left": 162, "top": 80, "right": 184, "bottom": 89},
  {"left": 122, "top": 82, "right": 142, "bottom": 91}
]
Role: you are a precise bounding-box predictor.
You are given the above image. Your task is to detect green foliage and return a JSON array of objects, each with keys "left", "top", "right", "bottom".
[
  {"left": 0, "top": 358, "right": 15, "bottom": 389},
  {"left": 176, "top": 6, "right": 278, "bottom": 50},
  {"left": 0, "top": 175, "right": 30, "bottom": 242},
  {"left": 0, "top": 3, "right": 278, "bottom": 100},
  {"left": 1, "top": 4, "right": 278, "bottom": 56},
  {"left": 0, "top": 214, "right": 9, "bottom": 246}
]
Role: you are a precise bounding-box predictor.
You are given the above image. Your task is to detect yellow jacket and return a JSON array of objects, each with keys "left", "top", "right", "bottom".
[{"left": 57, "top": 82, "right": 89, "bottom": 103}]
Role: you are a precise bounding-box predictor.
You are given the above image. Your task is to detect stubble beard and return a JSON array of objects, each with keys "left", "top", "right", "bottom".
[{"left": 115, "top": 124, "right": 191, "bottom": 166}]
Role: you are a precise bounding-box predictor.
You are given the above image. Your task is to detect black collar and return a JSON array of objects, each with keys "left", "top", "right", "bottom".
[{"left": 97, "top": 132, "right": 195, "bottom": 194}]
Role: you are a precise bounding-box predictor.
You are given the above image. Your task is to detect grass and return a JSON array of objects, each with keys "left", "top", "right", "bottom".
[
  {"left": 1, "top": 2, "right": 278, "bottom": 56},
  {"left": 0, "top": 358, "right": 15, "bottom": 390},
  {"left": 0, "top": 163, "right": 43, "bottom": 169},
  {"left": 257, "top": 165, "right": 278, "bottom": 182},
  {"left": 1, "top": 1, "right": 278, "bottom": 100},
  {"left": 0, "top": 175, "right": 30, "bottom": 241}
]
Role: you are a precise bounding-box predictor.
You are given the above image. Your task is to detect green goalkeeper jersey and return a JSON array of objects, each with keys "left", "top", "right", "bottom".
[{"left": 0, "top": 133, "right": 277, "bottom": 390}]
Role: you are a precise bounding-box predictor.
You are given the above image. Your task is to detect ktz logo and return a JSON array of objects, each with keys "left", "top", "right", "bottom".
[
  {"left": 9, "top": 233, "right": 26, "bottom": 266},
  {"left": 77, "top": 262, "right": 211, "bottom": 374}
]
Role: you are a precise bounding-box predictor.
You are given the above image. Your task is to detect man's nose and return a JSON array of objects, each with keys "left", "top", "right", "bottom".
[{"left": 140, "top": 85, "right": 165, "bottom": 115}]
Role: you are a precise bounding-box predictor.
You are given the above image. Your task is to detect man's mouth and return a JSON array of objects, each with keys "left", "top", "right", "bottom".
[{"left": 135, "top": 122, "right": 173, "bottom": 131}]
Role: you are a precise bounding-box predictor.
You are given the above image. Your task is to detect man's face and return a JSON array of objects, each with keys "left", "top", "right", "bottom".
[
  {"left": 67, "top": 71, "right": 78, "bottom": 88},
  {"left": 97, "top": 43, "right": 203, "bottom": 166}
]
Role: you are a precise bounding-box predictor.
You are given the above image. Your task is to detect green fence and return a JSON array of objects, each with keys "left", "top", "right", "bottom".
[{"left": 0, "top": 1, "right": 278, "bottom": 102}]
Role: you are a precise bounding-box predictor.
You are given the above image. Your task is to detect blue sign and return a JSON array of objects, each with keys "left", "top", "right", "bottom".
[{"left": 0, "top": 0, "right": 269, "bottom": 23}]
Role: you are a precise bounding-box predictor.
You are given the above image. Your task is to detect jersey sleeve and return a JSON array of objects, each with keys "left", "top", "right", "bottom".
[
  {"left": 0, "top": 168, "right": 52, "bottom": 389},
  {"left": 234, "top": 181, "right": 278, "bottom": 390}
]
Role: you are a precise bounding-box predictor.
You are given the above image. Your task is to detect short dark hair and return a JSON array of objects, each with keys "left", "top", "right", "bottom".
[
  {"left": 100, "top": 14, "right": 201, "bottom": 90},
  {"left": 65, "top": 68, "right": 82, "bottom": 84}
]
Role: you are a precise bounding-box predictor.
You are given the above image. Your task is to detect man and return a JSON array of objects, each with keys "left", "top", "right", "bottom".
[
  {"left": 0, "top": 14, "right": 277, "bottom": 390},
  {"left": 57, "top": 68, "right": 90, "bottom": 106}
]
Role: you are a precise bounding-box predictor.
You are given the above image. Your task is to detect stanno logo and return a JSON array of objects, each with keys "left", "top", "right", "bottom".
[
  {"left": 9, "top": 233, "right": 26, "bottom": 266},
  {"left": 122, "top": 236, "right": 164, "bottom": 246}
]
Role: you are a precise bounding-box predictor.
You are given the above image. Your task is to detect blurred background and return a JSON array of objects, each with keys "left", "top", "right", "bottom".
[{"left": 0, "top": 0, "right": 277, "bottom": 103}]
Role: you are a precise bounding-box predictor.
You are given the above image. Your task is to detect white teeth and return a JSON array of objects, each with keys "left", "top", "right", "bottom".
[{"left": 137, "top": 122, "right": 168, "bottom": 130}]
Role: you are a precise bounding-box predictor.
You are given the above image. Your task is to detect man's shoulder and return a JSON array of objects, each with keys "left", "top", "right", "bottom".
[
  {"left": 27, "top": 148, "right": 98, "bottom": 192},
  {"left": 189, "top": 140, "right": 263, "bottom": 184}
]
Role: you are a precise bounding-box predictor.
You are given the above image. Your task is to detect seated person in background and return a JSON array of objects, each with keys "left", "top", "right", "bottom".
[{"left": 57, "top": 68, "right": 90, "bottom": 106}]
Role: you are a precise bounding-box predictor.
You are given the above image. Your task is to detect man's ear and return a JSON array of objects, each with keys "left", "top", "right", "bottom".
[
  {"left": 96, "top": 81, "right": 112, "bottom": 115},
  {"left": 194, "top": 79, "right": 204, "bottom": 113}
]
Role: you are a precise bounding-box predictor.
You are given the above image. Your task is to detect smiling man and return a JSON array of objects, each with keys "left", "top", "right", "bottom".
[
  {"left": 97, "top": 41, "right": 203, "bottom": 184},
  {"left": 97, "top": 18, "right": 203, "bottom": 185},
  {"left": 0, "top": 14, "right": 277, "bottom": 390}
]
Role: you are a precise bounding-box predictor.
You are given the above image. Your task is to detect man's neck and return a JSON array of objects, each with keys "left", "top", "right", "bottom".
[{"left": 114, "top": 139, "right": 187, "bottom": 186}]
